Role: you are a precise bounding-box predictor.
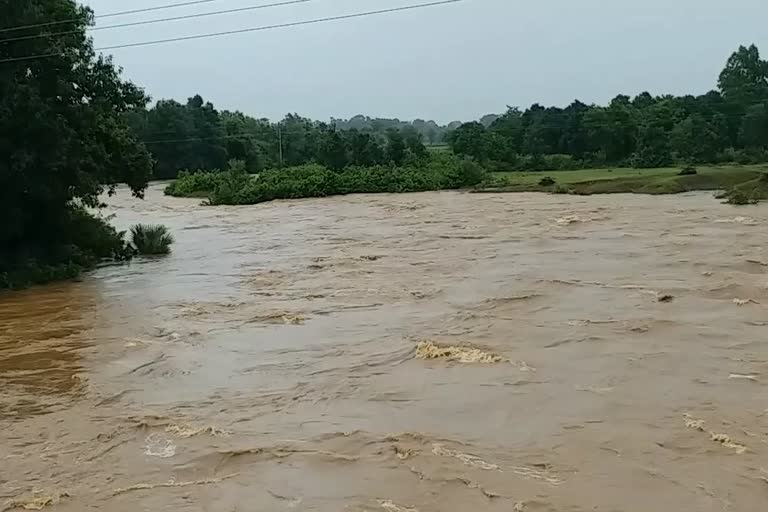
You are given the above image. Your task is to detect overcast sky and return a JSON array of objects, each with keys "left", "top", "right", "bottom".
[{"left": 86, "top": 0, "right": 767, "bottom": 124}]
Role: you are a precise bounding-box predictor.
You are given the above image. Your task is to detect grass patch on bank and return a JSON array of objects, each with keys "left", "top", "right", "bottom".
[{"left": 484, "top": 165, "right": 768, "bottom": 197}]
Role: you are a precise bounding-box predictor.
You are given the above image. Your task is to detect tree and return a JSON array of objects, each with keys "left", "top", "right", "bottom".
[
  {"left": 740, "top": 103, "right": 768, "bottom": 150},
  {"left": 185, "top": 95, "right": 228, "bottom": 171},
  {"left": 345, "top": 130, "right": 385, "bottom": 167},
  {"left": 318, "top": 130, "right": 348, "bottom": 171},
  {"left": 670, "top": 115, "right": 718, "bottom": 162},
  {"left": 446, "top": 122, "right": 488, "bottom": 161},
  {"left": 1, "top": 0, "right": 152, "bottom": 285},
  {"left": 402, "top": 126, "right": 428, "bottom": 160},
  {"left": 385, "top": 129, "right": 407, "bottom": 166},
  {"left": 632, "top": 123, "right": 672, "bottom": 168},
  {"left": 718, "top": 45, "right": 768, "bottom": 108},
  {"left": 221, "top": 111, "right": 267, "bottom": 172}
]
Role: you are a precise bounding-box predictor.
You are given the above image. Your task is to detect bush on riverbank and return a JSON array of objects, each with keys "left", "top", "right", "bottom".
[
  {"left": 0, "top": 207, "right": 133, "bottom": 290},
  {"left": 165, "top": 169, "right": 221, "bottom": 197},
  {"left": 166, "top": 155, "right": 486, "bottom": 205}
]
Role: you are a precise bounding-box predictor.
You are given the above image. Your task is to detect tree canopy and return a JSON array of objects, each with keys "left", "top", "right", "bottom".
[
  {"left": 1, "top": 0, "right": 153, "bottom": 287},
  {"left": 127, "top": 105, "right": 433, "bottom": 178},
  {"left": 446, "top": 44, "right": 768, "bottom": 169}
]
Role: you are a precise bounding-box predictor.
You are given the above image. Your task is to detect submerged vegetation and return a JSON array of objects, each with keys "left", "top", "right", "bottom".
[
  {"left": 130, "top": 224, "right": 175, "bottom": 255},
  {"left": 166, "top": 156, "right": 486, "bottom": 205},
  {"left": 0, "top": 208, "right": 134, "bottom": 290},
  {"left": 3, "top": 1, "right": 768, "bottom": 290}
]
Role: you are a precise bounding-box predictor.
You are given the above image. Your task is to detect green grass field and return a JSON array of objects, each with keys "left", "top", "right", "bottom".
[{"left": 484, "top": 164, "right": 768, "bottom": 197}]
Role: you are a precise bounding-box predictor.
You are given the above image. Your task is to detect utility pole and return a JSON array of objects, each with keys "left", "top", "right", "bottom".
[{"left": 277, "top": 123, "right": 283, "bottom": 167}]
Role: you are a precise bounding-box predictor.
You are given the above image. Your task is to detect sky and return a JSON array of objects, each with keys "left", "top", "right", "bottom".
[{"left": 85, "top": 0, "right": 768, "bottom": 124}]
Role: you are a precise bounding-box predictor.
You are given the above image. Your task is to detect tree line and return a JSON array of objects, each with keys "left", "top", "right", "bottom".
[
  {"left": 125, "top": 101, "right": 453, "bottom": 179},
  {"left": 447, "top": 45, "right": 768, "bottom": 169}
]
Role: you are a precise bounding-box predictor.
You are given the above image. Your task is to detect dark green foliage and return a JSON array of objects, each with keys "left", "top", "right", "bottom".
[
  {"left": 130, "top": 224, "right": 174, "bottom": 255},
  {"left": 552, "top": 184, "right": 571, "bottom": 194},
  {"left": 128, "top": 104, "right": 435, "bottom": 179},
  {"left": 678, "top": 166, "right": 698, "bottom": 176},
  {"left": 165, "top": 169, "right": 221, "bottom": 197},
  {"left": 722, "top": 172, "right": 768, "bottom": 204},
  {"left": 0, "top": 207, "right": 133, "bottom": 290},
  {"left": 168, "top": 155, "right": 481, "bottom": 205},
  {"left": 447, "top": 44, "right": 768, "bottom": 170},
  {"left": 455, "top": 158, "right": 487, "bottom": 187},
  {"left": 725, "top": 190, "right": 755, "bottom": 205},
  {"left": 1, "top": 0, "right": 151, "bottom": 289},
  {"left": 128, "top": 97, "right": 228, "bottom": 179},
  {"left": 445, "top": 122, "right": 488, "bottom": 161},
  {"left": 718, "top": 45, "right": 768, "bottom": 107},
  {"left": 539, "top": 176, "right": 556, "bottom": 186}
]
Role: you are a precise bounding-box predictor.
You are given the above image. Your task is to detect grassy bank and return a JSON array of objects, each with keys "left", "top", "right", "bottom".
[
  {"left": 481, "top": 164, "right": 768, "bottom": 198},
  {"left": 166, "top": 160, "right": 768, "bottom": 206}
]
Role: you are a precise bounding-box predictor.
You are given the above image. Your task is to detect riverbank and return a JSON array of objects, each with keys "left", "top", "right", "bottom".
[
  {"left": 482, "top": 164, "right": 768, "bottom": 198},
  {"left": 166, "top": 162, "right": 768, "bottom": 205}
]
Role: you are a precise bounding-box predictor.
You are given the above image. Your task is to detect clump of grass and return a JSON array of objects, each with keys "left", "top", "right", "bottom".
[
  {"left": 130, "top": 224, "right": 174, "bottom": 255},
  {"left": 552, "top": 183, "right": 571, "bottom": 194},
  {"left": 678, "top": 166, "right": 698, "bottom": 176},
  {"left": 538, "top": 176, "right": 556, "bottom": 187}
]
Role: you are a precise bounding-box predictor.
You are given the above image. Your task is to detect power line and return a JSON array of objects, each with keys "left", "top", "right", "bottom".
[
  {"left": 1, "top": 0, "right": 316, "bottom": 44},
  {"left": 0, "top": 0, "right": 226, "bottom": 34},
  {"left": 0, "top": 0, "right": 464, "bottom": 64},
  {"left": 98, "top": 0, "right": 225, "bottom": 19}
]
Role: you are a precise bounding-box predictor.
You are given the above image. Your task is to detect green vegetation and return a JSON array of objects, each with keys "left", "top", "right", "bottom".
[
  {"left": 3, "top": 2, "right": 768, "bottom": 291},
  {"left": 723, "top": 172, "right": 768, "bottom": 204},
  {"left": 1, "top": 1, "right": 152, "bottom": 290},
  {"left": 447, "top": 45, "right": 768, "bottom": 171},
  {"left": 538, "top": 176, "right": 556, "bottom": 187},
  {"left": 0, "top": 208, "right": 134, "bottom": 290},
  {"left": 127, "top": 104, "right": 454, "bottom": 179},
  {"left": 678, "top": 166, "right": 699, "bottom": 176},
  {"left": 167, "top": 156, "right": 486, "bottom": 205},
  {"left": 482, "top": 165, "right": 767, "bottom": 197},
  {"left": 130, "top": 225, "right": 174, "bottom": 255},
  {"left": 164, "top": 170, "right": 221, "bottom": 198}
]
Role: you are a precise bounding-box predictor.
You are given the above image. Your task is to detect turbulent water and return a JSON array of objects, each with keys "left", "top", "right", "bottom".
[{"left": 2, "top": 184, "right": 768, "bottom": 511}]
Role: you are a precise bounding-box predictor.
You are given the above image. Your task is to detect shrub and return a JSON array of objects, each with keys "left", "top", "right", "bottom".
[
  {"left": 456, "top": 158, "right": 487, "bottom": 187},
  {"left": 168, "top": 154, "right": 483, "bottom": 205},
  {"left": 130, "top": 224, "right": 174, "bottom": 255},
  {"left": 678, "top": 166, "right": 698, "bottom": 176},
  {"left": 539, "top": 176, "right": 556, "bottom": 187},
  {"left": 725, "top": 190, "right": 755, "bottom": 205},
  {"left": 165, "top": 169, "right": 220, "bottom": 197},
  {"left": 0, "top": 206, "right": 132, "bottom": 290},
  {"left": 552, "top": 183, "right": 571, "bottom": 194}
]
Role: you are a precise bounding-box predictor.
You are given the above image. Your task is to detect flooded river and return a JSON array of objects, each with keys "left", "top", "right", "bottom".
[{"left": 2, "top": 185, "right": 768, "bottom": 511}]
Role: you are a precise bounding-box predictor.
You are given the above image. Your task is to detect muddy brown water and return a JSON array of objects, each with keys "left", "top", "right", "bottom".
[{"left": 2, "top": 185, "right": 768, "bottom": 511}]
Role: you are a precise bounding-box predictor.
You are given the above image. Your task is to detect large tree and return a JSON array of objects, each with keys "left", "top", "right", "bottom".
[
  {"left": 718, "top": 45, "right": 768, "bottom": 108},
  {"left": 0, "top": 0, "right": 152, "bottom": 283}
]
